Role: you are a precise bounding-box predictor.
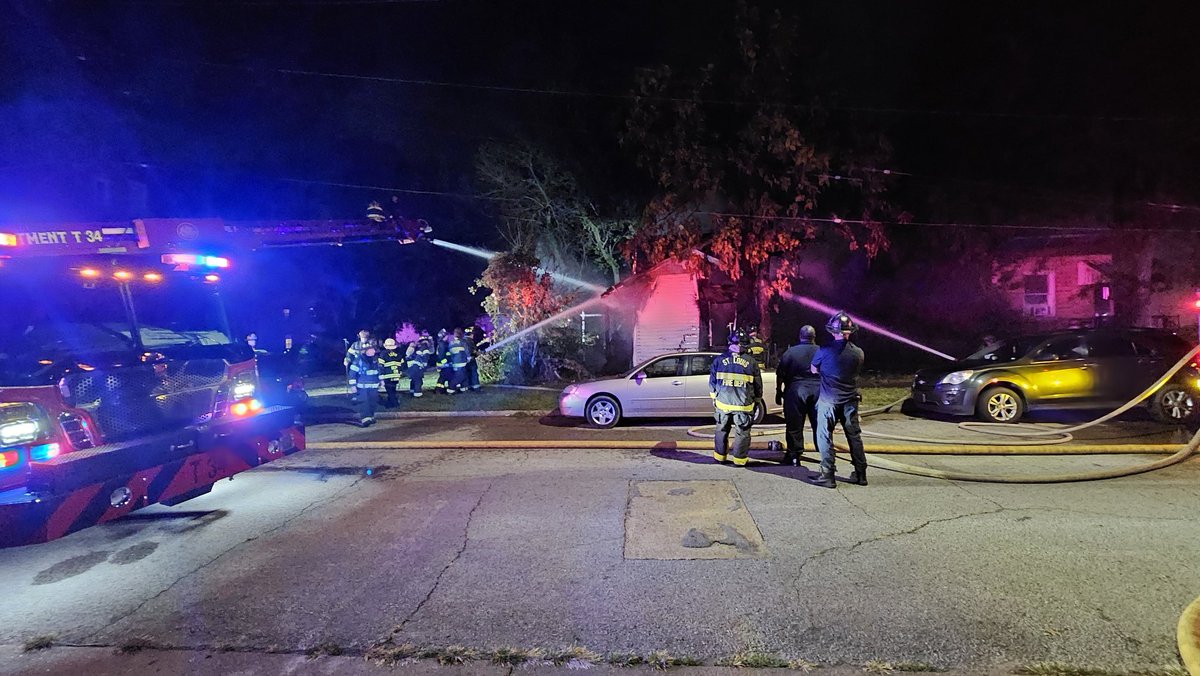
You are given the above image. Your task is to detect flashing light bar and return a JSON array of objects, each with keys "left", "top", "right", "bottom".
[
  {"left": 0, "top": 450, "right": 17, "bottom": 468},
  {"left": 230, "top": 399, "right": 263, "bottom": 417},
  {"left": 29, "top": 442, "right": 60, "bottom": 462},
  {"left": 0, "top": 233, "right": 16, "bottom": 247},
  {"left": 162, "top": 253, "right": 230, "bottom": 269}
]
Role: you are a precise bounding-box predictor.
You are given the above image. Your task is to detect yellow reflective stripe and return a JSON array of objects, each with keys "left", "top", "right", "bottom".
[
  {"left": 731, "top": 456, "right": 748, "bottom": 466},
  {"left": 709, "top": 392, "right": 717, "bottom": 399},
  {"left": 714, "top": 401, "right": 755, "bottom": 412},
  {"left": 715, "top": 371, "right": 755, "bottom": 386}
]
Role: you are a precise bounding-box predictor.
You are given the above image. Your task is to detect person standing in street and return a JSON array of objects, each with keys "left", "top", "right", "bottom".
[
  {"left": 709, "top": 330, "right": 763, "bottom": 467},
  {"left": 348, "top": 344, "right": 382, "bottom": 426},
  {"left": 810, "top": 311, "right": 867, "bottom": 488},
  {"left": 775, "top": 324, "right": 821, "bottom": 466},
  {"left": 379, "top": 338, "right": 405, "bottom": 407}
]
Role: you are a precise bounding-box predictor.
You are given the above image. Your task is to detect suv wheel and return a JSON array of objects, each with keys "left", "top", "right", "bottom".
[
  {"left": 1150, "top": 384, "right": 1195, "bottom": 423},
  {"left": 976, "top": 386, "right": 1024, "bottom": 423}
]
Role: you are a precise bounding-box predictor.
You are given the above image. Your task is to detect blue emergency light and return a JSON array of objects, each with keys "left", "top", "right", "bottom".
[{"left": 161, "top": 253, "right": 230, "bottom": 269}]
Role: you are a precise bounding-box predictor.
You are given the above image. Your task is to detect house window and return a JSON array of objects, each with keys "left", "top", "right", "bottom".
[{"left": 1023, "top": 274, "right": 1054, "bottom": 316}]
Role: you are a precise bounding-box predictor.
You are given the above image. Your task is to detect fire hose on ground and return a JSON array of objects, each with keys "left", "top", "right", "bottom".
[{"left": 684, "top": 344, "right": 1200, "bottom": 483}]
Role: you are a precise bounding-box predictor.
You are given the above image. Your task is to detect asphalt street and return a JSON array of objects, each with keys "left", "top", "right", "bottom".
[{"left": 2, "top": 410, "right": 1199, "bottom": 674}]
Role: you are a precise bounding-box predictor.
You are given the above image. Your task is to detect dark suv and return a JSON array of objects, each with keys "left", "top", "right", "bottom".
[{"left": 911, "top": 328, "right": 1198, "bottom": 423}]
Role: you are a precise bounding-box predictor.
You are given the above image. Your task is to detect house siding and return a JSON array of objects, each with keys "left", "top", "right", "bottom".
[
  {"left": 998, "top": 254, "right": 1112, "bottom": 326},
  {"left": 633, "top": 272, "right": 700, "bottom": 364}
]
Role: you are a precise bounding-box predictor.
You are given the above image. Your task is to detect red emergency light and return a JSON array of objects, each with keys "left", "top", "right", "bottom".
[
  {"left": 0, "top": 450, "right": 18, "bottom": 468},
  {"left": 162, "top": 253, "right": 230, "bottom": 269},
  {"left": 230, "top": 399, "right": 263, "bottom": 417},
  {"left": 0, "top": 233, "right": 17, "bottom": 247}
]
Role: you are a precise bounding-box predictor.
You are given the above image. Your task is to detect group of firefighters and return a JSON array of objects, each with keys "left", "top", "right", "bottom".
[
  {"left": 709, "top": 310, "right": 867, "bottom": 489},
  {"left": 344, "top": 325, "right": 491, "bottom": 425}
]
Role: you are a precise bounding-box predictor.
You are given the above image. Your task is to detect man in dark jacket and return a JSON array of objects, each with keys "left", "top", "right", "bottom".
[
  {"left": 810, "top": 311, "right": 867, "bottom": 488},
  {"left": 775, "top": 325, "right": 821, "bottom": 466},
  {"left": 709, "top": 332, "right": 764, "bottom": 467}
]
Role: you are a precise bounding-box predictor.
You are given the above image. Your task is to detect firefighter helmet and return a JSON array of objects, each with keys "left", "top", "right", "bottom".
[
  {"left": 825, "top": 311, "right": 858, "bottom": 335},
  {"left": 383, "top": 338, "right": 398, "bottom": 350}
]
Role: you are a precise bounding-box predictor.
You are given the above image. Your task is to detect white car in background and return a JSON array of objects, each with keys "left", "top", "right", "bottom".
[{"left": 558, "top": 351, "right": 780, "bottom": 428}]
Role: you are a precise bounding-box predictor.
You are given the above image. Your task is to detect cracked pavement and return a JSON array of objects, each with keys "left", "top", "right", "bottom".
[{"left": 2, "top": 415, "right": 1199, "bottom": 673}]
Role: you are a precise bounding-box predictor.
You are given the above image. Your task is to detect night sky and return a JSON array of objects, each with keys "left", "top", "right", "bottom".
[{"left": 3, "top": 1, "right": 1200, "bottom": 351}]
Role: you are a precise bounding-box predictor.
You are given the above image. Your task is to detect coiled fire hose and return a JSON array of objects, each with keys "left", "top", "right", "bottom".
[{"left": 686, "top": 345, "right": 1200, "bottom": 483}]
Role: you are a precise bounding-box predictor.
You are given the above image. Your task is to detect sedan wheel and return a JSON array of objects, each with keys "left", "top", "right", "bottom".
[
  {"left": 586, "top": 395, "right": 621, "bottom": 428},
  {"left": 976, "top": 386, "right": 1024, "bottom": 423},
  {"left": 1151, "top": 385, "right": 1196, "bottom": 423}
]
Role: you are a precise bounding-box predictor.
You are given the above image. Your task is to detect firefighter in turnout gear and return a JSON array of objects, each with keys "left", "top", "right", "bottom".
[
  {"left": 810, "top": 311, "right": 868, "bottom": 488},
  {"left": 434, "top": 329, "right": 452, "bottom": 393},
  {"left": 348, "top": 345, "right": 383, "bottom": 425},
  {"left": 745, "top": 327, "right": 768, "bottom": 368},
  {"left": 464, "top": 326, "right": 482, "bottom": 391},
  {"left": 379, "top": 338, "right": 405, "bottom": 407},
  {"left": 709, "top": 331, "right": 764, "bottom": 466},
  {"left": 447, "top": 328, "right": 470, "bottom": 393},
  {"left": 405, "top": 339, "right": 427, "bottom": 397},
  {"left": 775, "top": 325, "right": 821, "bottom": 466}
]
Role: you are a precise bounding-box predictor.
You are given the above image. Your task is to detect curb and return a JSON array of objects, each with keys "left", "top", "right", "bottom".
[
  {"left": 1180, "top": 595, "right": 1200, "bottom": 675},
  {"left": 305, "top": 438, "right": 1182, "bottom": 454}
]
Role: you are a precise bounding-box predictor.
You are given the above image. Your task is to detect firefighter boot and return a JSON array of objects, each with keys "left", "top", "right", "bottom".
[
  {"left": 848, "top": 465, "right": 868, "bottom": 486},
  {"left": 812, "top": 468, "right": 836, "bottom": 489}
]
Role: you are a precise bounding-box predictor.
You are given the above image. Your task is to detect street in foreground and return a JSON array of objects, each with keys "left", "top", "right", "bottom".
[{"left": 1, "top": 414, "right": 1198, "bottom": 674}]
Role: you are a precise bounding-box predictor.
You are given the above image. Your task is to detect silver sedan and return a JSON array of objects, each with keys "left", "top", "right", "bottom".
[{"left": 558, "top": 351, "right": 780, "bottom": 428}]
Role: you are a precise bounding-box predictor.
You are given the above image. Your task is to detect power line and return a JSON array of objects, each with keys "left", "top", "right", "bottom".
[{"left": 695, "top": 211, "right": 1200, "bottom": 234}]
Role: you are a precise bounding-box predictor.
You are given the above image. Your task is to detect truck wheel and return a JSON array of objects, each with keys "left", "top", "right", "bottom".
[
  {"left": 1150, "top": 384, "right": 1195, "bottom": 423},
  {"left": 586, "top": 395, "right": 621, "bottom": 428},
  {"left": 976, "top": 386, "right": 1024, "bottom": 423},
  {"left": 752, "top": 400, "right": 766, "bottom": 425}
]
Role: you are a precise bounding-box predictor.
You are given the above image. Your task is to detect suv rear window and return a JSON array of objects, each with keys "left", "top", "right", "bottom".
[{"left": 1132, "top": 333, "right": 1190, "bottom": 359}]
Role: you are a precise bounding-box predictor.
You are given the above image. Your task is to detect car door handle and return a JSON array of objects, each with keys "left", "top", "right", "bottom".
[{"left": 672, "top": 380, "right": 683, "bottom": 386}]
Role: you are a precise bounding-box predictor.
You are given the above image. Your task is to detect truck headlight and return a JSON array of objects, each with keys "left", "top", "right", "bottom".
[
  {"left": 0, "top": 419, "right": 41, "bottom": 446},
  {"left": 233, "top": 382, "right": 256, "bottom": 400},
  {"left": 0, "top": 402, "right": 48, "bottom": 446},
  {"left": 939, "top": 370, "right": 974, "bottom": 386}
]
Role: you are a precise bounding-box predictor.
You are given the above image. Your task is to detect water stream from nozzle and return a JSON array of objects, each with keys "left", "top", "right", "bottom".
[
  {"left": 429, "top": 238, "right": 606, "bottom": 293},
  {"left": 485, "top": 294, "right": 607, "bottom": 354},
  {"left": 780, "top": 292, "right": 957, "bottom": 361}
]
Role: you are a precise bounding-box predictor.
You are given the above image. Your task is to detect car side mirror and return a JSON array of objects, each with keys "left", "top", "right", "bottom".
[{"left": 635, "top": 371, "right": 646, "bottom": 384}]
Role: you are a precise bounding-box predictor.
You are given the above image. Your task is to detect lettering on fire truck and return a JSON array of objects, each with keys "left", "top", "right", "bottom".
[{"left": 15, "top": 229, "right": 109, "bottom": 245}]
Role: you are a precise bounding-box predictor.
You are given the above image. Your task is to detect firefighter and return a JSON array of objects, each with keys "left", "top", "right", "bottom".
[
  {"left": 366, "top": 200, "right": 387, "bottom": 223},
  {"left": 810, "top": 311, "right": 867, "bottom": 488},
  {"left": 745, "top": 326, "right": 768, "bottom": 368},
  {"left": 379, "top": 338, "right": 406, "bottom": 407},
  {"left": 775, "top": 325, "right": 821, "bottom": 466},
  {"left": 344, "top": 329, "right": 372, "bottom": 368},
  {"left": 348, "top": 344, "right": 382, "bottom": 426},
  {"left": 709, "top": 330, "right": 763, "bottom": 467},
  {"left": 405, "top": 339, "right": 427, "bottom": 397},
  {"left": 447, "top": 328, "right": 470, "bottom": 393},
  {"left": 344, "top": 329, "right": 372, "bottom": 402},
  {"left": 434, "top": 328, "right": 452, "bottom": 393},
  {"left": 244, "top": 332, "right": 268, "bottom": 355},
  {"left": 464, "top": 326, "right": 482, "bottom": 391}
]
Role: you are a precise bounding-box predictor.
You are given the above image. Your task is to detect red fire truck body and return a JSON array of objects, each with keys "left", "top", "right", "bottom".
[{"left": 0, "top": 216, "right": 428, "bottom": 547}]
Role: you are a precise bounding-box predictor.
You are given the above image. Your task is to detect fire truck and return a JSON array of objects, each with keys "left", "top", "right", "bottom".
[{"left": 0, "top": 215, "right": 430, "bottom": 547}]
